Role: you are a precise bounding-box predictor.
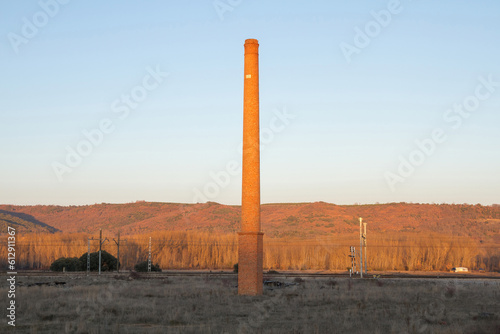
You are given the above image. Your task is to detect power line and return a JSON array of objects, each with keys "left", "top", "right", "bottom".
[{"left": 6, "top": 242, "right": 499, "bottom": 249}]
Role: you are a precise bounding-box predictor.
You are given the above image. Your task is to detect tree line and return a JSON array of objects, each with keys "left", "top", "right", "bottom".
[{"left": 0, "top": 231, "right": 497, "bottom": 272}]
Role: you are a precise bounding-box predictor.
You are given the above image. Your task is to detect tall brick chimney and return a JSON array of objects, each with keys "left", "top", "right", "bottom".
[{"left": 238, "top": 38, "right": 263, "bottom": 295}]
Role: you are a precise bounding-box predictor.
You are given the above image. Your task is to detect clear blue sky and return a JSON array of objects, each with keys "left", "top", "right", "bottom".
[{"left": 1, "top": 0, "right": 499, "bottom": 206}]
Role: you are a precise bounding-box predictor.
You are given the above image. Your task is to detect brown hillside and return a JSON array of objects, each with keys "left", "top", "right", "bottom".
[
  {"left": 0, "top": 202, "right": 498, "bottom": 243},
  {"left": 0, "top": 210, "right": 60, "bottom": 233}
]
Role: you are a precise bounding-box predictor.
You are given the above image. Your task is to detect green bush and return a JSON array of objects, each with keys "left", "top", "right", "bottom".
[
  {"left": 50, "top": 257, "right": 80, "bottom": 271},
  {"left": 77, "top": 250, "right": 118, "bottom": 271},
  {"left": 134, "top": 260, "right": 161, "bottom": 272},
  {"left": 233, "top": 263, "right": 238, "bottom": 273}
]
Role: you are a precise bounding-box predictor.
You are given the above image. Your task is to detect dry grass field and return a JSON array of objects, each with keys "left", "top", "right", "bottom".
[{"left": 2, "top": 273, "right": 499, "bottom": 334}]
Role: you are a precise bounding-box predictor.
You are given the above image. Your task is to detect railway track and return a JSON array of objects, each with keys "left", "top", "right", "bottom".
[{"left": 4, "top": 270, "right": 500, "bottom": 280}]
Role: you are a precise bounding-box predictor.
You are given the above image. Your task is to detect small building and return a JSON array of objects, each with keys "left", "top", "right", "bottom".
[{"left": 451, "top": 267, "right": 468, "bottom": 272}]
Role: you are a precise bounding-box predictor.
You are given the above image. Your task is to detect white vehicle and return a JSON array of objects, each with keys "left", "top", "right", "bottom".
[{"left": 451, "top": 267, "right": 468, "bottom": 272}]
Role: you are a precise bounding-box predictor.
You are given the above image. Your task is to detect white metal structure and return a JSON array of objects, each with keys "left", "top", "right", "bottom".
[
  {"left": 148, "top": 237, "right": 152, "bottom": 272},
  {"left": 359, "top": 218, "right": 363, "bottom": 278}
]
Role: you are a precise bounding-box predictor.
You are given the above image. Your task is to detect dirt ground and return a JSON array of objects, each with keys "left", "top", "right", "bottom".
[{"left": 2, "top": 272, "right": 499, "bottom": 333}]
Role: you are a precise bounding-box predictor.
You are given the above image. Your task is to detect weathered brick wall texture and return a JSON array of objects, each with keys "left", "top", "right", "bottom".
[
  {"left": 238, "top": 232, "right": 263, "bottom": 295},
  {"left": 239, "top": 38, "right": 263, "bottom": 295}
]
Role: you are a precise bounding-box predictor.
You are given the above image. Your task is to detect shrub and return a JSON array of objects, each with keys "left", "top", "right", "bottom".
[
  {"left": 77, "top": 250, "right": 118, "bottom": 271},
  {"left": 50, "top": 257, "right": 80, "bottom": 271},
  {"left": 134, "top": 261, "right": 161, "bottom": 272},
  {"left": 293, "top": 277, "right": 305, "bottom": 284},
  {"left": 233, "top": 263, "right": 238, "bottom": 273}
]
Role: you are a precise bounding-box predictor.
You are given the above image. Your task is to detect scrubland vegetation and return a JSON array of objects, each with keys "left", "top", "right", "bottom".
[
  {"left": 2, "top": 202, "right": 499, "bottom": 240},
  {"left": 4, "top": 273, "right": 499, "bottom": 333},
  {"left": 1, "top": 230, "right": 498, "bottom": 272}
]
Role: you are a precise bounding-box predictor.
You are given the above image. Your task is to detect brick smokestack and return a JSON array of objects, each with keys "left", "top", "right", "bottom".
[{"left": 238, "top": 38, "right": 263, "bottom": 295}]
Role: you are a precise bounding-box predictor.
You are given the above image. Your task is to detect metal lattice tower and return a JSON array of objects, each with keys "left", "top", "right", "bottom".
[
  {"left": 87, "top": 238, "right": 91, "bottom": 275},
  {"left": 148, "top": 237, "right": 152, "bottom": 272},
  {"left": 359, "top": 218, "right": 363, "bottom": 278},
  {"left": 97, "top": 229, "right": 108, "bottom": 275},
  {"left": 363, "top": 222, "right": 367, "bottom": 275},
  {"left": 87, "top": 235, "right": 99, "bottom": 275},
  {"left": 349, "top": 246, "right": 356, "bottom": 277}
]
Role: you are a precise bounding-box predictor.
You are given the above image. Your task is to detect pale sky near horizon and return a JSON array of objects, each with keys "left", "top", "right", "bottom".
[{"left": 1, "top": 0, "right": 499, "bottom": 206}]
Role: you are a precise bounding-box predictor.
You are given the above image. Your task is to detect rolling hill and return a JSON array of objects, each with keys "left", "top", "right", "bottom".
[
  {"left": 0, "top": 210, "right": 60, "bottom": 233},
  {"left": 0, "top": 202, "right": 499, "bottom": 243}
]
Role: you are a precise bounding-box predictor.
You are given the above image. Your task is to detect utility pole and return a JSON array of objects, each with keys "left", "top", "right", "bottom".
[
  {"left": 116, "top": 232, "right": 120, "bottom": 273},
  {"left": 349, "top": 246, "right": 356, "bottom": 277},
  {"left": 99, "top": 230, "right": 102, "bottom": 275},
  {"left": 359, "top": 217, "right": 363, "bottom": 278},
  {"left": 113, "top": 232, "right": 127, "bottom": 273},
  {"left": 352, "top": 246, "right": 356, "bottom": 273},
  {"left": 148, "top": 237, "right": 152, "bottom": 272},
  {"left": 87, "top": 235, "right": 98, "bottom": 276},
  {"left": 363, "top": 222, "right": 367, "bottom": 275},
  {"left": 87, "top": 237, "right": 91, "bottom": 276},
  {"left": 99, "top": 229, "right": 102, "bottom": 275},
  {"left": 98, "top": 229, "right": 108, "bottom": 275}
]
